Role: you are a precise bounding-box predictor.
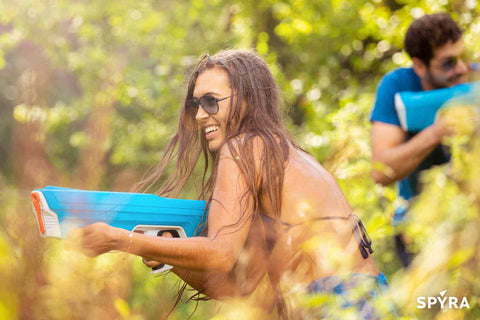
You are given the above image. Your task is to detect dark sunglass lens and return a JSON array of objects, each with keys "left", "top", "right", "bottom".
[
  {"left": 442, "top": 57, "right": 457, "bottom": 71},
  {"left": 200, "top": 95, "right": 218, "bottom": 114}
]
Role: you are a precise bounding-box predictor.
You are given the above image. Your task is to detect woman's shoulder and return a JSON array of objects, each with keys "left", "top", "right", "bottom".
[
  {"left": 230, "top": 133, "right": 266, "bottom": 146},
  {"left": 218, "top": 133, "right": 287, "bottom": 187},
  {"left": 219, "top": 133, "right": 266, "bottom": 159}
]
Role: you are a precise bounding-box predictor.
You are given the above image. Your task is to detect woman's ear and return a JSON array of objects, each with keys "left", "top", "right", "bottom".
[{"left": 412, "top": 57, "right": 427, "bottom": 78}]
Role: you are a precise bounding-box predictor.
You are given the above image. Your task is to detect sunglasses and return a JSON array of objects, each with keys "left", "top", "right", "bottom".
[
  {"left": 438, "top": 52, "right": 471, "bottom": 71},
  {"left": 186, "top": 94, "right": 232, "bottom": 116}
]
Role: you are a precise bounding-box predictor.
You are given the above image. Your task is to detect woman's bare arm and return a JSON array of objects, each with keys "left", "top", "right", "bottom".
[
  {"left": 143, "top": 213, "right": 271, "bottom": 298},
  {"left": 81, "top": 144, "right": 255, "bottom": 274}
]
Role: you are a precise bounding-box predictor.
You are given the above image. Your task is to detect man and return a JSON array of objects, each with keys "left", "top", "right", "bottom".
[{"left": 370, "top": 13, "right": 474, "bottom": 267}]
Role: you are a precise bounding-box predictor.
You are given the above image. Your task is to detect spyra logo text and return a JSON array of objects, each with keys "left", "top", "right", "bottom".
[{"left": 417, "top": 290, "right": 470, "bottom": 309}]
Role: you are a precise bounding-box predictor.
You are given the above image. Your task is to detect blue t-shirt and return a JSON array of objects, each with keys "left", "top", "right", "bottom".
[{"left": 370, "top": 67, "right": 450, "bottom": 207}]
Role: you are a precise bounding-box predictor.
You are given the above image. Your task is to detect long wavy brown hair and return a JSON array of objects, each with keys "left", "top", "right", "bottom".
[
  {"left": 133, "top": 49, "right": 298, "bottom": 219},
  {"left": 132, "top": 49, "right": 299, "bottom": 316}
]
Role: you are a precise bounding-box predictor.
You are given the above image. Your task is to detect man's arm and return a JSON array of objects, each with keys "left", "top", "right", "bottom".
[{"left": 370, "top": 120, "right": 447, "bottom": 186}]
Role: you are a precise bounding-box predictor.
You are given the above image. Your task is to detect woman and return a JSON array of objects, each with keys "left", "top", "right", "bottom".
[{"left": 81, "top": 50, "right": 392, "bottom": 319}]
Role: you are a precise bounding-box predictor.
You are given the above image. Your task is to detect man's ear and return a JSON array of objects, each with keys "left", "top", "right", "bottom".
[{"left": 412, "top": 57, "right": 427, "bottom": 78}]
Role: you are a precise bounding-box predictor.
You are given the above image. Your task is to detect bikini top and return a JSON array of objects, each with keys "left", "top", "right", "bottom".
[{"left": 259, "top": 213, "right": 373, "bottom": 259}]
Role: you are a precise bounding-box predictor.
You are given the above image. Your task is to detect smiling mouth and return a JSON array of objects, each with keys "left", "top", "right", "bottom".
[
  {"left": 205, "top": 125, "right": 219, "bottom": 134},
  {"left": 450, "top": 74, "right": 467, "bottom": 83},
  {"left": 205, "top": 125, "right": 220, "bottom": 139}
]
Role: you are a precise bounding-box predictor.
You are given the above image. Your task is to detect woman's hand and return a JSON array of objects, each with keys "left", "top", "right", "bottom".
[
  {"left": 142, "top": 258, "right": 162, "bottom": 268},
  {"left": 141, "top": 231, "right": 173, "bottom": 269},
  {"left": 80, "top": 222, "right": 121, "bottom": 257}
]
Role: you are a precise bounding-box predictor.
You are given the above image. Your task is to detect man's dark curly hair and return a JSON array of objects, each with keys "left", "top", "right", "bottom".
[{"left": 404, "top": 13, "right": 463, "bottom": 65}]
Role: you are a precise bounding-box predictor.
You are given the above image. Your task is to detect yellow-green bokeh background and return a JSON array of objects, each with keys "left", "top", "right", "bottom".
[{"left": 1, "top": 0, "right": 479, "bottom": 319}]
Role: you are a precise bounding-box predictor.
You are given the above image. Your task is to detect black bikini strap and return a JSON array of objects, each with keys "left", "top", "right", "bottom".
[
  {"left": 312, "top": 214, "right": 374, "bottom": 259},
  {"left": 349, "top": 214, "right": 374, "bottom": 259},
  {"left": 312, "top": 215, "right": 349, "bottom": 221},
  {"left": 259, "top": 213, "right": 373, "bottom": 259}
]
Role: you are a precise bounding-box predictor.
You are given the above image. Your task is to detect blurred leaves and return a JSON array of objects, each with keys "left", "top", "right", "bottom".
[{"left": 0, "top": 0, "right": 479, "bottom": 319}]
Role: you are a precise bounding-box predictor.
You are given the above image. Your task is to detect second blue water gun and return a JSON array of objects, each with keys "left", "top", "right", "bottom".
[{"left": 394, "top": 81, "right": 480, "bottom": 131}]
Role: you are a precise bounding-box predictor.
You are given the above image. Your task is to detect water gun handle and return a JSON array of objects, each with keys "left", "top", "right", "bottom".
[
  {"left": 131, "top": 226, "right": 185, "bottom": 274},
  {"left": 150, "top": 230, "right": 176, "bottom": 274}
]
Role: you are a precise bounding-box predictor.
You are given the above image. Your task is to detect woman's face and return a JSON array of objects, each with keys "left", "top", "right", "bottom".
[{"left": 193, "top": 67, "right": 233, "bottom": 152}]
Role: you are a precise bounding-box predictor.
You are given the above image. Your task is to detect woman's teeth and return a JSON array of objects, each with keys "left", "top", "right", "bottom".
[{"left": 205, "top": 126, "right": 219, "bottom": 133}]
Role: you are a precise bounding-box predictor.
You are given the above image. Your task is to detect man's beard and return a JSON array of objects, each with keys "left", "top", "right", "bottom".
[{"left": 425, "top": 69, "right": 464, "bottom": 89}]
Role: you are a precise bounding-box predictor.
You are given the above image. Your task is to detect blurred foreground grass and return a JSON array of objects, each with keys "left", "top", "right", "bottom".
[
  {"left": 0, "top": 1, "right": 479, "bottom": 318},
  {"left": 1, "top": 126, "right": 480, "bottom": 319},
  {"left": 0, "top": 187, "right": 216, "bottom": 320}
]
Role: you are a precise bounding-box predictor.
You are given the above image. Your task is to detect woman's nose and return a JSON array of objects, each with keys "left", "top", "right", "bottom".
[{"left": 195, "top": 106, "right": 209, "bottom": 122}]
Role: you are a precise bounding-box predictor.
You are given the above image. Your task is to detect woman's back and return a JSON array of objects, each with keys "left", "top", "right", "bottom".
[{"left": 262, "top": 144, "right": 379, "bottom": 285}]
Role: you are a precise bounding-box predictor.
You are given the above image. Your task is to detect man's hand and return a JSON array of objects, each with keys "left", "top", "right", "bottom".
[
  {"left": 435, "top": 105, "right": 480, "bottom": 137},
  {"left": 430, "top": 117, "right": 454, "bottom": 140}
]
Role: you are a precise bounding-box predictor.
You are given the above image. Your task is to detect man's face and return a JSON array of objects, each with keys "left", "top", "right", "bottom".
[{"left": 424, "top": 39, "right": 469, "bottom": 89}]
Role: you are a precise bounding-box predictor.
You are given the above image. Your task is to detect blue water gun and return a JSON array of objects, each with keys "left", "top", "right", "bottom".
[
  {"left": 394, "top": 81, "right": 480, "bottom": 131},
  {"left": 31, "top": 186, "right": 208, "bottom": 273}
]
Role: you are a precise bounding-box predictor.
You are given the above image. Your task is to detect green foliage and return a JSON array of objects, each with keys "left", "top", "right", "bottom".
[{"left": 0, "top": 0, "right": 479, "bottom": 319}]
